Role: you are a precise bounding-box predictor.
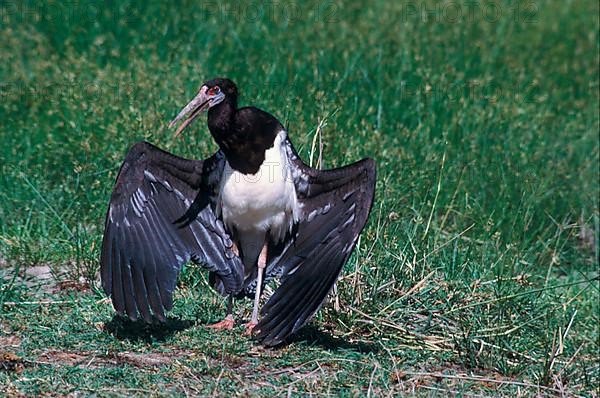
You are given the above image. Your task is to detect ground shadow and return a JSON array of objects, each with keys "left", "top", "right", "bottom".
[
  {"left": 104, "top": 315, "right": 194, "bottom": 344},
  {"left": 278, "top": 325, "right": 380, "bottom": 353}
]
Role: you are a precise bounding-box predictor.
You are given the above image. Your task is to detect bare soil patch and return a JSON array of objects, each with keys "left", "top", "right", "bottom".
[{"left": 35, "top": 349, "right": 192, "bottom": 370}]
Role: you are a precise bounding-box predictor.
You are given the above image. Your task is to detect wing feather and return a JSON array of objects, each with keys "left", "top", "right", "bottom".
[
  {"left": 129, "top": 225, "right": 151, "bottom": 321},
  {"left": 109, "top": 234, "right": 125, "bottom": 314},
  {"left": 254, "top": 138, "right": 376, "bottom": 345},
  {"left": 119, "top": 230, "right": 138, "bottom": 320},
  {"left": 100, "top": 141, "right": 244, "bottom": 322}
]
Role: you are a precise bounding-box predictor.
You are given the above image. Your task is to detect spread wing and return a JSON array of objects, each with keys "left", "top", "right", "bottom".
[
  {"left": 254, "top": 139, "right": 376, "bottom": 346},
  {"left": 100, "top": 141, "right": 244, "bottom": 323}
]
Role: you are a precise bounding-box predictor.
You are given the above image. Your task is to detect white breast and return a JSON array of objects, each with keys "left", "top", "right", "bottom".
[{"left": 218, "top": 130, "right": 299, "bottom": 262}]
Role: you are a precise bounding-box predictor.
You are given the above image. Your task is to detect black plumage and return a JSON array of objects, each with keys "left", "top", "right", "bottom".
[
  {"left": 100, "top": 143, "right": 243, "bottom": 323},
  {"left": 205, "top": 78, "right": 282, "bottom": 174},
  {"left": 100, "top": 78, "right": 376, "bottom": 345}
]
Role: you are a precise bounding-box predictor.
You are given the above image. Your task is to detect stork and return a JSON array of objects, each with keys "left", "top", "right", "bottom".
[{"left": 100, "top": 78, "right": 376, "bottom": 346}]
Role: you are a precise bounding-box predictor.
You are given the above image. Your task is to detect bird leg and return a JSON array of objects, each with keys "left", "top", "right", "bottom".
[
  {"left": 244, "top": 242, "right": 268, "bottom": 335},
  {"left": 208, "top": 295, "right": 234, "bottom": 330}
]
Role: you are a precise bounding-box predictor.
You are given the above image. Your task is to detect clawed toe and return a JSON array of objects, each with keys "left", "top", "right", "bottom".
[
  {"left": 208, "top": 315, "right": 235, "bottom": 330},
  {"left": 244, "top": 321, "right": 257, "bottom": 336}
]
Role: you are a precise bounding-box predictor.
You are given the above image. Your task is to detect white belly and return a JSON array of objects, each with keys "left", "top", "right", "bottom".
[{"left": 218, "top": 131, "right": 298, "bottom": 263}]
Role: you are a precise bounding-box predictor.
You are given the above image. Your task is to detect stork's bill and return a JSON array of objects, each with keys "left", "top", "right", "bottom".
[{"left": 169, "top": 85, "right": 225, "bottom": 137}]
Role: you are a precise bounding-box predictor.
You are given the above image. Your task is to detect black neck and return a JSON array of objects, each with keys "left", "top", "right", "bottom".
[
  {"left": 207, "top": 99, "right": 244, "bottom": 168},
  {"left": 207, "top": 98, "right": 236, "bottom": 139},
  {"left": 206, "top": 98, "right": 282, "bottom": 175}
]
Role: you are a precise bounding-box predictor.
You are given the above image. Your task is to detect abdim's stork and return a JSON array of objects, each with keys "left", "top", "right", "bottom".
[{"left": 100, "top": 78, "right": 376, "bottom": 346}]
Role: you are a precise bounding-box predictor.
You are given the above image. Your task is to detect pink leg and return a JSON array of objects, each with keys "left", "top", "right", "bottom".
[
  {"left": 244, "top": 242, "right": 268, "bottom": 336},
  {"left": 208, "top": 314, "right": 234, "bottom": 330},
  {"left": 231, "top": 241, "right": 239, "bottom": 257}
]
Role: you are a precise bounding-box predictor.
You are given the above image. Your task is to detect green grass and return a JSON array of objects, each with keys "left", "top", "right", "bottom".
[{"left": 1, "top": 0, "right": 598, "bottom": 396}]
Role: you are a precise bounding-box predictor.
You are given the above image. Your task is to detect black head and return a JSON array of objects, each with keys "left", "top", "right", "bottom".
[
  {"left": 202, "top": 78, "right": 238, "bottom": 103},
  {"left": 169, "top": 77, "right": 238, "bottom": 137}
]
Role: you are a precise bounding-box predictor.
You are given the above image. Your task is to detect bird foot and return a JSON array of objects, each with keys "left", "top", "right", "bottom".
[
  {"left": 243, "top": 321, "right": 257, "bottom": 336},
  {"left": 208, "top": 315, "right": 235, "bottom": 330}
]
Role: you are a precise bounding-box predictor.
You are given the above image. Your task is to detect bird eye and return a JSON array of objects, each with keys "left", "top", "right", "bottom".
[{"left": 210, "top": 86, "right": 221, "bottom": 96}]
